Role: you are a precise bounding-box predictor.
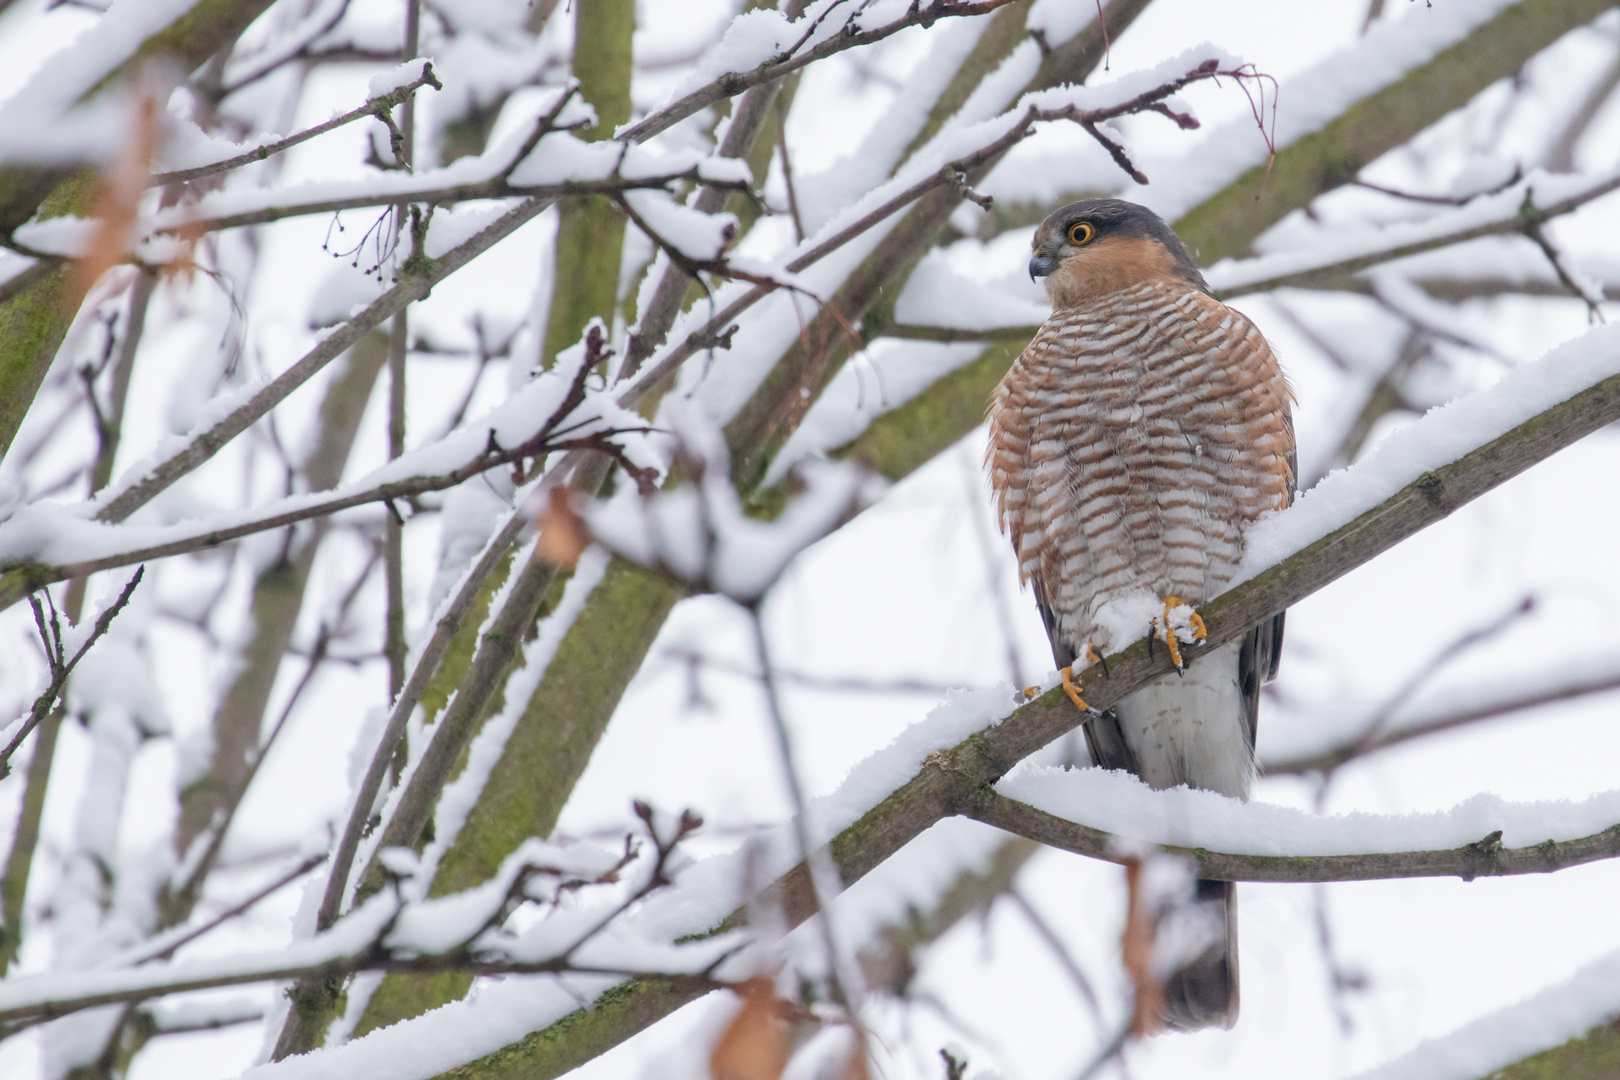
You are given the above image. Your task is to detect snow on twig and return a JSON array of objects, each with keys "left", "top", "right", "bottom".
[
  {"left": 621, "top": 0, "right": 1024, "bottom": 145},
  {"left": 1342, "top": 947, "right": 1620, "bottom": 1080},
  {"left": 1208, "top": 167, "right": 1620, "bottom": 298},
  {"left": 0, "top": 815, "right": 732, "bottom": 1029},
  {"left": 0, "top": 327, "right": 652, "bottom": 586},
  {"left": 148, "top": 62, "right": 444, "bottom": 188}
]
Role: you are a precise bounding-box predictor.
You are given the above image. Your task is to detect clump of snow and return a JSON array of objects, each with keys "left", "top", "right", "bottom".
[
  {"left": 794, "top": 18, "right": 988, "bottom": 233},
  {"left": 367, "top": 59, "right": 434, "bottom": 102},
  {"left": 0, "top": 0, "right": 197, "bottom": 164},
  {"left": 622, "top": 190, "right": 736, "bottom": 262},
  {"left": 308, "top": 262, "right": 388, "bottom": 328},
  {"left": 660, "top": 8, "right": 799, "bottom": 106},
  {"left": 423, "top": 203, "right": 519, "bottom": 260},
  {"left": 12, "top": 215, "right": 96, "bottom": 258}
]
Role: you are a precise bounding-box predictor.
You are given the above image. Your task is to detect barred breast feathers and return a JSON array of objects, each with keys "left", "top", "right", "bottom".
[{"left": 987, "top": 281, "right": 1295, "bottom": 653}]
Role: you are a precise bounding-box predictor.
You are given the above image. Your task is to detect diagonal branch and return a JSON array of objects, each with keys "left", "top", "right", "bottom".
[{"left": 149, "top": 62, "right": 443, "bottom": 187}]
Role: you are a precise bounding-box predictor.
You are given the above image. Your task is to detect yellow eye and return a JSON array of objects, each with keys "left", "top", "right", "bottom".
[{"left": 1067, "top": 221, "right": 1095, "bottom": 246}]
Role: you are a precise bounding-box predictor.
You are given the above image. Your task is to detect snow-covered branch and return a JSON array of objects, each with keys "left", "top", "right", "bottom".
[
  {"left": 1210, "top": 168, "right": 1620, "bottom": 299},
  {"left": 0, "top": 815, "right": 719, "bottom": 1029},
  {"left": 974, "top": 770, "right": 1620, "bottom": 883},
  {"left": 619, "top": 0, "right": 1025, "bottom": 144},
  {"left": 148, "top": 61, "right": 445, "bottom": 188},
  {"left": 0, "top": 331, "right": 648, "bottom": 591}
]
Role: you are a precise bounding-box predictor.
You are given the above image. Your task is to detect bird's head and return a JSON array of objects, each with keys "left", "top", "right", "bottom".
[{"left": 1028, "top": 198, "right": 1210, "bottom": 307}]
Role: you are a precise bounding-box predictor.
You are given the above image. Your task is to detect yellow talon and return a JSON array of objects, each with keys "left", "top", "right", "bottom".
[
  {"left": 1060, "top": 666, "right": 1089, "bottom": 711},
  {"left": 1058, "top": 643, "right": 1103, "bottom": 711},
  {"left": 1158, "top": 597, "right": 1208, "bottom": 669},
  {"left": 1023, "top": 686, "right": 1037, "bottom": 699}
]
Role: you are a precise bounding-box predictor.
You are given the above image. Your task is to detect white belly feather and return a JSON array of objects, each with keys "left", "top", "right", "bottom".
[{"left": 1111, "top": 640, "right": 1252, "bottom": 800}]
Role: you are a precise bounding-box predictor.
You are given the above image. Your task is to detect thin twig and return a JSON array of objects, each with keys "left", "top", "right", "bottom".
[
  {"left": 618, "top": 0, "right": 1023, "bottom": 145},
  {"left": 1264, "top": 662, "right": 1620, "bottom": 775},
  {"left": 748, "top": 606, "right": 864, "bottom": 1024},
  {"left": 0, "top": 568, "right": 143, "bottom": 778},
  {"left": 149, "top": 63, "right": 442, "bottom": 187},
  {"left": 775, "top": 91, "right": 805, "bottom": 244},
  {"left": 123, "top": 854, "right": 328, "bottom": 967}
]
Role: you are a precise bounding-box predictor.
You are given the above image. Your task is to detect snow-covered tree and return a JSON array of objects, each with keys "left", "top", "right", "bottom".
[{"left": 1, "top": 1, "right": 1619, "bottom": 1078}]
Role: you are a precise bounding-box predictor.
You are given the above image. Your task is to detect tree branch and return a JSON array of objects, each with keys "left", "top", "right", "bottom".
[
  {"left": 148, "top": 62, "right": 443, "bottom": 187},
  {"left": 967, "top": 792, "right": 1620, "bottom": 883},
  {"left": 1212, "top": 173, "right": 1620, "bottom": 299},
  {"left": 617, "top": 0, "right": 1023, "bottom": 145},
  {"left": 1263, "top": 664, "right": 1620, "bottom": 776}
]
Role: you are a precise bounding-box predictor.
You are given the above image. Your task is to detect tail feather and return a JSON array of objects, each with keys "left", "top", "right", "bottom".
[{"left": 1159, "top": 878, "right": 1239, "bottom": 1031}]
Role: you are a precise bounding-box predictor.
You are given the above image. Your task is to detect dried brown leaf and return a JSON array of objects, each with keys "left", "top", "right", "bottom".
[
  {"left": 709, "top": 977, "right": 791, "bottom": 1080},
  {"left": 1121, "top": 858, "right": 1163, "bottom": 1037},
  {"left": 536, "top": 485, "right": 588, "bottom": 568},
  {"left": 838, "top": 1035, "right": 871, "bottom": 1080},
  {"left": 72, "top": 87, "right": 159, "bottom": 306}
]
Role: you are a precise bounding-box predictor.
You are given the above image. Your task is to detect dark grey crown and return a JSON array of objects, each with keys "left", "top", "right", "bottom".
[{"left": 1039, "top": 198, "right": 1211, "bottom": 295}]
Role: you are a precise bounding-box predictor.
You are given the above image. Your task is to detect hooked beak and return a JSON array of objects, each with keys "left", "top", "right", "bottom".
[{"left": 1028, "top": 254, "right": 1055, "bottom": 282}]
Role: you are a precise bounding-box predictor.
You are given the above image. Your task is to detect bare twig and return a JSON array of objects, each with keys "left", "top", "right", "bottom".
[
  {"left": 748, "top": 606, "right": 863, "bottom": 1024},
  {"left": 1350, "top": 165, "right": 1522, "bottom": 207},
  {"left": 1006, "top": 889, "right": 1105, "bottom": 1027},
  {"left": 149, "top": 63, "right": 442, "bottom": 187},
  {"left": 1307, "top": 595, "right": 1536, "bottom": 784},
  {"left": 0, "top": 568, "right": 143, "bottom": 778},
  {"left": 1264, "top": 662, "right": 1620, "bottom": 775},
  {"left": 1520, "top": 193, "right": 1608, "bottom": 322},
  {"left": 775, "top": 91, "right": 806, "bottom": 243},
  {"left": 123, "top": 854, "right": 328, "bottom": 967}
]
